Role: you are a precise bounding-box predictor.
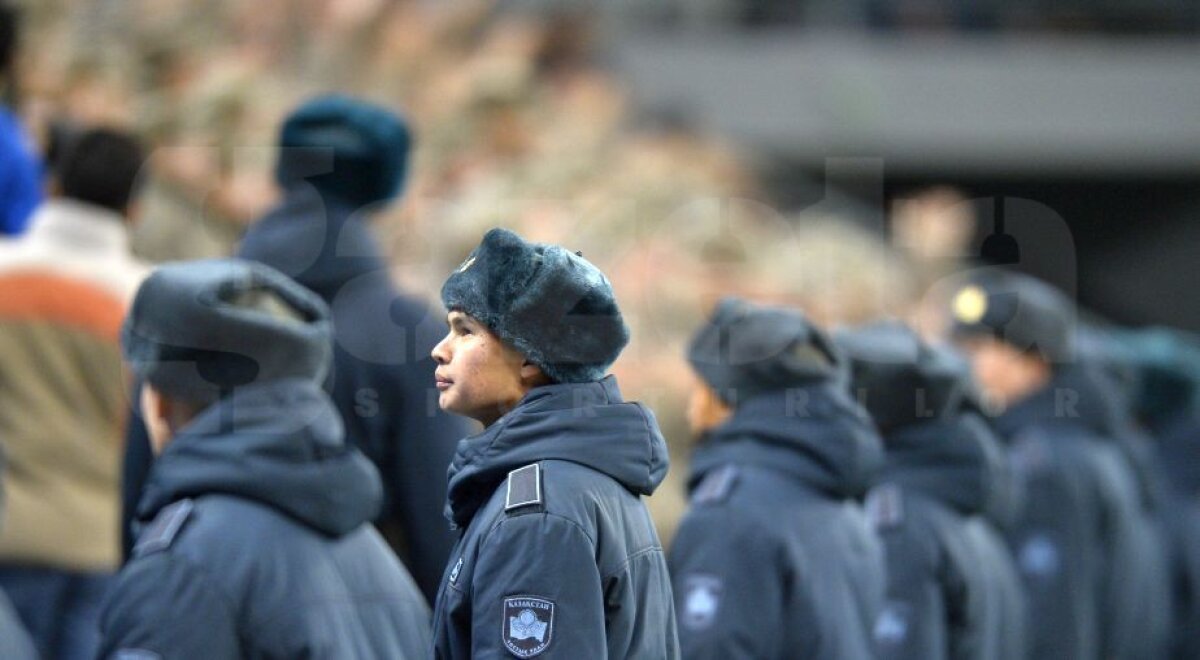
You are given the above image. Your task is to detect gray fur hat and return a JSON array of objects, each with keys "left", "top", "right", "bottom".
[
  {"left": 687, "top": 297, "right": 844, "bottom": 406},
  {"left": 440, "top": 228, "right": 628, "bottom": 384},
  {"left": 122, "top": 259, "right": 332, "bottom": 402}
]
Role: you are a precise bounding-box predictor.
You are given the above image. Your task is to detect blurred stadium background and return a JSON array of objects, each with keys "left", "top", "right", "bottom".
[{"left": 7, "top": 0, "right": 1198, "bottom": 537}]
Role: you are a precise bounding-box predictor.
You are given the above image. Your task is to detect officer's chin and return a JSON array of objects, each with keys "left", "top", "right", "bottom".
[{"left": 438, "top": 389, "right": 456, "bottom": 413}]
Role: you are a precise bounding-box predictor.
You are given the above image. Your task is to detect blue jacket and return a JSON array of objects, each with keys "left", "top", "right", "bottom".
[
  {"left": 431, "top": 376, "right": 679, "bottom": 659},
  {"left": 1117, "top": 391, "right": 1199, "bottom": 660},
  {"left": 994, "top": 364, "right": 1172, "bottom": 660},
  {"left": 871, "top": 410, "right": 1027, "bottom": 660},
  {"left": 0, "top": 108, "right": 42, "bottom": 236},
  {"left": 669, "top": 384, "right": 887, "bottom": 660},
  {"left": 234, "top": 189, "right": 471, "bottom": 600},
  {"left": 99, "top": 380, "right": 431, "bottom": 659}
]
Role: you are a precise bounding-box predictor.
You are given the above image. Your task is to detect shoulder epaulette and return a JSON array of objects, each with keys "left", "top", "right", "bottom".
[
  {"left": 692, "top": 465, "right": 739, "bottom": 505},
  {"left": 505, "top": 464, "right": 543, "bottom": 514},
  {"left": 866, "top": 483, "right": 905, "bottom": 530},
  {"left": 133, "top": 499, "right": 195, "bottom": 557}
]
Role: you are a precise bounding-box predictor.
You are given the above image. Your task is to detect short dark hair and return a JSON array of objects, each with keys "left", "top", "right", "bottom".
[{"left": 59, "top": 128, "right": 146, "bottom": 213}]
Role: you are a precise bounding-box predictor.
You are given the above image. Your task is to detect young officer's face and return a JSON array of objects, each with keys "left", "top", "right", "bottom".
[
  {"left": 957, "top": 337, "right": 1051, "bottom": 411},
  {"left": 432, "top": 311, "right": 530, "bottom": 426}
]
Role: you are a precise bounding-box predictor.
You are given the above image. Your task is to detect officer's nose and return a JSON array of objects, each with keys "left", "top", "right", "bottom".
[{"left": 432, "top": 333, "right": 451, "bottom": 365}]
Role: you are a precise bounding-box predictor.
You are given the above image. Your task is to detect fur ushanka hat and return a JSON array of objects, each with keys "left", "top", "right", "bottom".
[{"left": 441, "top": 228, "right": 629, "bottom": 384}]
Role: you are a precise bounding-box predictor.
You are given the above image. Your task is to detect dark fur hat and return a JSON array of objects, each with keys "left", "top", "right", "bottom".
[
  {"left": 687, "top": 297, "right": 843, "bottom": 406},
  {"left": 275, "top": 94, "right": 410, "bottom": 208},
  {"left": 441, "top": 228, "right": 628, "bottom": 384},
  {"left": 836, "top": 320, "right": 975, "bottom": 432}
]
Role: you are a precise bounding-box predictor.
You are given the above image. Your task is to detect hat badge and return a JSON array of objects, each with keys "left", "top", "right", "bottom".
[
  {"left": 952, "top": 285, "right": 988, "bottom": 324},
  {"left": 456, "top": 255, "right": 477, "bottom": 273}
]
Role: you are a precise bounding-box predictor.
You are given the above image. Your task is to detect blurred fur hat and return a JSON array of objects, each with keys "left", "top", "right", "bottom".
[
  {"left": 275, "top": 94, "right": 411, "bottom": 208},
  {"left": 123, "top": 259, "right": 332, "bottom": 402},
  {"left": 687, "top": 297, "right": 843, "bottom": 406}
]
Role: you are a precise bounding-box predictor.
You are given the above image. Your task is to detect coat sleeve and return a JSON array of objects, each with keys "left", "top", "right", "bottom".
[
  {"left": 98, "top": 552, "right": 241, "bottom": 659},
  {"left": 1010, "top": 443, "right": 1100, "bottom": 660},
  {"left": 1090, "top": 444, "right": 1171, "bottom": 660},
  {"left": 875, "top": 523, "right": 949, "bottom": 660},
  {"left": 668, "top": 511, "right": 787, "bottom": 659},
  {"left": 469, "top": 512, "right": 606, "bottom": 659}
]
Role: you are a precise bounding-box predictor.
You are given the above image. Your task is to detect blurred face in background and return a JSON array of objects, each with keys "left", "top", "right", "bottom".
[
  {"left": 432, "top": 311, "right": 542, "bottom": 427},
  {"left": 956, "top": 337, "right": 1051, "bottom": 411},
  {"left": 687, "top": 377, "right": 732, "bottom": 439}
]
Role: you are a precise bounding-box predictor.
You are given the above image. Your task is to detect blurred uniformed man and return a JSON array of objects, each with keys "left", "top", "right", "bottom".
[
  {"left": 122, "top": 95, "right": 472, "bottom": 603},
  {"left": 947, "top": 270, "right": 1171, "bottom": 660},
  {"left": 99, "top": 259, "right": 431, "bottom": 658},
  {"left": 1095, "top": 326, "right": 1200, "bottom": 660},
  {"left": 428, "top": 228, "right": 679, "bottom": 659},
  {"left": 669, "top": 298, "right": 886, "bottom": 660},
  {"left": 837, "top": 321, "right": 1026, "bottom": 660}
]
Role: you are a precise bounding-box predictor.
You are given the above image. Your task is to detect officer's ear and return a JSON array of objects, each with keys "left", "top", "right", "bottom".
[
  {"left": 687, "top": 379, "right": 732, "bottom": 439},
  {"left": 140, "top": 385, "right": 207, "bottom": 455},
  {"left": 520, "top": 361, "right": 552, "bottom": 388},
  {"left": 140, "top": 385, "right": 174, "bottom": 455}
]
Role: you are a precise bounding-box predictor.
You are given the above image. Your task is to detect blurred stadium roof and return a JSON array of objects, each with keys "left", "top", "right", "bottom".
[{"left": 610, "top": 33, "right": 1200, "bottom": 177}]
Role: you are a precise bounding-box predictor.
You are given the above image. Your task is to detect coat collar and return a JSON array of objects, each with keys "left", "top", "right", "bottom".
[{"left": 23, "top": 199, "right": 132, "bottom": 258}]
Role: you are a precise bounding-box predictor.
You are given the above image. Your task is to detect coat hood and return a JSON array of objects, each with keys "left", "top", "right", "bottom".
[
  {"left": 689, "top": 382, "right": 884, "bottom": 500},
  {"left": 137, "top": 379, "right": 382, "bottom": 537},
  {"left": 237, "top": 188, "right": 389, "bottom": 300},
  {"left": 882, "top": 411, "right": 1015, "bottom": 521},
  {"left": 445, "top": 376, "right": 670, "bottom": 528}
]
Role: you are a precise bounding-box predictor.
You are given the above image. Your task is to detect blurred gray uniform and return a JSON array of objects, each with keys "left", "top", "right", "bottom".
[
  {"left": 838, "top": 322, "right": 1026, "bottom": 660},
  {"left": 950, "top": 272, "right": 1172, "bottom": 660},
  {"left": 669, "top": 299, "right": 887, "bottom": 659},
  {"left": 99, "top": 260, "right": 431, "bottom": 659}
]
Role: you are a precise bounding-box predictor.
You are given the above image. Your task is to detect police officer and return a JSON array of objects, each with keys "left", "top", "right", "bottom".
[
  {"left": 669, "top": 298, "right": 886, "bottom": 659},
  {"left": 239, "top": 95, "right": 474, "bottom": 601},
  {"left": 1096, "top": 326, "right": 1200, "bottom": 660},
  {"left": 836, "top": 321, "right": 1026, "bottom": 660},
  {"left": 946, "top": 270, "right": 1171, "bottom": 660},
  {"left": 122, "top": 96, "right": 471, "bottom": 603},
  {"left": 99, "top": 259, "right": 431, "bottom": 658},
  {"left": 428, "top": 228, "right": 678, "bottom": 659}
]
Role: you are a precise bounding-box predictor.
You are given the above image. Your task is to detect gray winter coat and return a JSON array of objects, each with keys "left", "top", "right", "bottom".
[
  {"left": 99, "top": 381, "right": 431, "bottom": 659},
  {"left": 669, "top": 384, "right": 887, "bottom": 660},
  {"left": 430, "top": 376, "right": 679, "bottom": 659},
  {"left": 870, "top": 411, "right": 1027, "bottom": 660}
]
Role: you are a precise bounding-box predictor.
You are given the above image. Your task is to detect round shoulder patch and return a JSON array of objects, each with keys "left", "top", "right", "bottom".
[{"left": 681, "top": 574, "right": 724, "bottom": 631}]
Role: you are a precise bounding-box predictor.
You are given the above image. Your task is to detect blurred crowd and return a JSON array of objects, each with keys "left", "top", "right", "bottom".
[{"left": 1, "top": 1, "right": 1199, "bottom": 659}]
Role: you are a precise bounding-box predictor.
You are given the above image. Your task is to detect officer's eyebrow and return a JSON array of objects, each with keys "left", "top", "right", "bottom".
[{"left": 447, "top": 312, "right": 470, "bottom": 331}]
